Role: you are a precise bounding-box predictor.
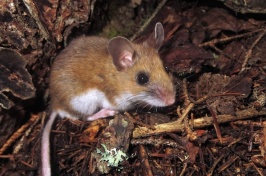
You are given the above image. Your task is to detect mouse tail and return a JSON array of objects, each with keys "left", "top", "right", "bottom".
[{"left": 41, "top": 111, "right": 57, "bottom": 176}]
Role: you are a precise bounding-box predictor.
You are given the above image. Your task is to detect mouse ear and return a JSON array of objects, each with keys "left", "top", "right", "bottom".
[
  {"left": 146, "top": 22, "right": 164, "bottom": 50},
  {"left": 108, "top": 36, "right": 136, "bottom": 71}
]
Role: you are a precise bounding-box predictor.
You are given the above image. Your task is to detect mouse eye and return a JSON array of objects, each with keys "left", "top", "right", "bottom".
[{"left": 136, "top": 72, "right": 149, "bottom": 85}]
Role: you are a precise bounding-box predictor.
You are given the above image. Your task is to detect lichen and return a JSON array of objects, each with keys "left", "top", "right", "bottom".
[{"left": 96, "top": 144, "right": 128, "bottom": 167}]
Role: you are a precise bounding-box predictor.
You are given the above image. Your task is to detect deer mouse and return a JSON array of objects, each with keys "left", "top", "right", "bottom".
[{"left": 41, "top": 22, "right": 175, "bottom": 176}]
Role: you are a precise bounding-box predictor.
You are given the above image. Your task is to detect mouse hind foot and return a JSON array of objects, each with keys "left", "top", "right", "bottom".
[{"left": 87, "top": 109, "right": 117, "bottom": 121}]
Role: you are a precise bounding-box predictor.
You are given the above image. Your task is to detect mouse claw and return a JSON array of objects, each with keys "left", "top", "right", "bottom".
[{"left": 87, "top": 109, "right": 117, "bottom": 121}]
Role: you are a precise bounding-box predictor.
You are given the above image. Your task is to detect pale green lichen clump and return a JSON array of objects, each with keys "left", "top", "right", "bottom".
[{"left": 96, "top": 144, "right": 128, "bottom": 167}]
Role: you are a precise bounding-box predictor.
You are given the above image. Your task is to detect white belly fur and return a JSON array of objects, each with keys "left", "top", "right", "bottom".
[{"left": 70, "top": 89, "right": 115, "bottom": 116}]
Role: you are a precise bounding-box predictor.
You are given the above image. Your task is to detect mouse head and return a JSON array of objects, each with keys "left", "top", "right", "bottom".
[{"left": 107, "top": 23, "right": 175, "bottom": 109}]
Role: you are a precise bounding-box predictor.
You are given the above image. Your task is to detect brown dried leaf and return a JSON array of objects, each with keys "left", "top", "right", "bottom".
[
  {"left": 213, "top": 41, "right": 246, "bottom": 74},
  {"left": 162, "top": 43, "right": 213, "bottom": 74},
  {"left": 192, "top": 73, "right": 252, "bottom": 115},
  {"left": 79, "top": 120, "right": 107, "bottom": 143},
  {"left": 190, "top": 8, "right": 255, "bottom": 45},
  {"left": 185, "top": 141, "right": 199, "bottom": 163},
  {"left": 224, "top": 0, "right": 266, "bottom": 14},
  {"left": 223, "top": 73, "right": 252, "bottom": 98}
]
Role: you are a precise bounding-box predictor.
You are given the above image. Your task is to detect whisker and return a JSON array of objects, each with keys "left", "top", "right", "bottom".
[{"left": 114, "top": 91, "right": 167, "bottom": 115}]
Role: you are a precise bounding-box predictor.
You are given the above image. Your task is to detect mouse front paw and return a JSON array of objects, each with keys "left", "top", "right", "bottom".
[{"left": 87, "top": 109, "right": 117, "bottom": 121}]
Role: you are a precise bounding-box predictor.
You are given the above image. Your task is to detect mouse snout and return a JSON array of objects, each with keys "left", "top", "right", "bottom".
[
  {"left": 155, "top": 86, "right": 176, "bottom": 106},
  {"left": 165, "top": 94, "right": 175, "bottom": 105}
]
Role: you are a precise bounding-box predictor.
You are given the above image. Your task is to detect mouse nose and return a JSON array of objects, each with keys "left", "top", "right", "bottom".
[
  {"left": 155, "top": 86, "right": 176, "bottom": 106},
  {"left": 166, "top": 95, "right": 175, "bottom": 106}
]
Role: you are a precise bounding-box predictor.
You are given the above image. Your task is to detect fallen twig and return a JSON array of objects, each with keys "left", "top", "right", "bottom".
[
  {"left": 240, "top": 28, "right": 266, "bottom": 72},
  {"left": 138, "top": 145, "right": 153, "bottom": 176},
  {"left": 198, "top": 28, "right": 264, "bottom": 48},
  {"left": 133, "top": 108, "right": 266, "bottom": 138},
  {"left": 130, "top": 0, "right": 168, "bottom": 41},
  {"left": 207, "top": 104, "right": 222, "bottom": 143},
  {"left": 0, "top": 113, "right": 42, "bottom": 155}
]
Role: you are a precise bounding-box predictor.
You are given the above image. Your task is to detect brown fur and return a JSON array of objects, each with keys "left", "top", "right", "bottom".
[{"left": 50, "top": 36, "right": 174, "bottom": 118}]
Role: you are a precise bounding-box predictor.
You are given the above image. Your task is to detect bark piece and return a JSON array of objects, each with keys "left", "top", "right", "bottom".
[
  {"left": 91, "top": 115, "right": 134, "bottom": 174},
  {"left": 0, "top": 48, "right": 35, "bottom": 109}
]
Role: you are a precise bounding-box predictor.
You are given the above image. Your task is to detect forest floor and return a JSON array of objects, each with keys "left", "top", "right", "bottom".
[{"left": 0, "top": 0, "right": 266, "bottom": 175}]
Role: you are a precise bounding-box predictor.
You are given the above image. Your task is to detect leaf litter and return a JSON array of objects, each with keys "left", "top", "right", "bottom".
[{"left": 0, "top": 0, "right": 266, "bottom": 175}]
